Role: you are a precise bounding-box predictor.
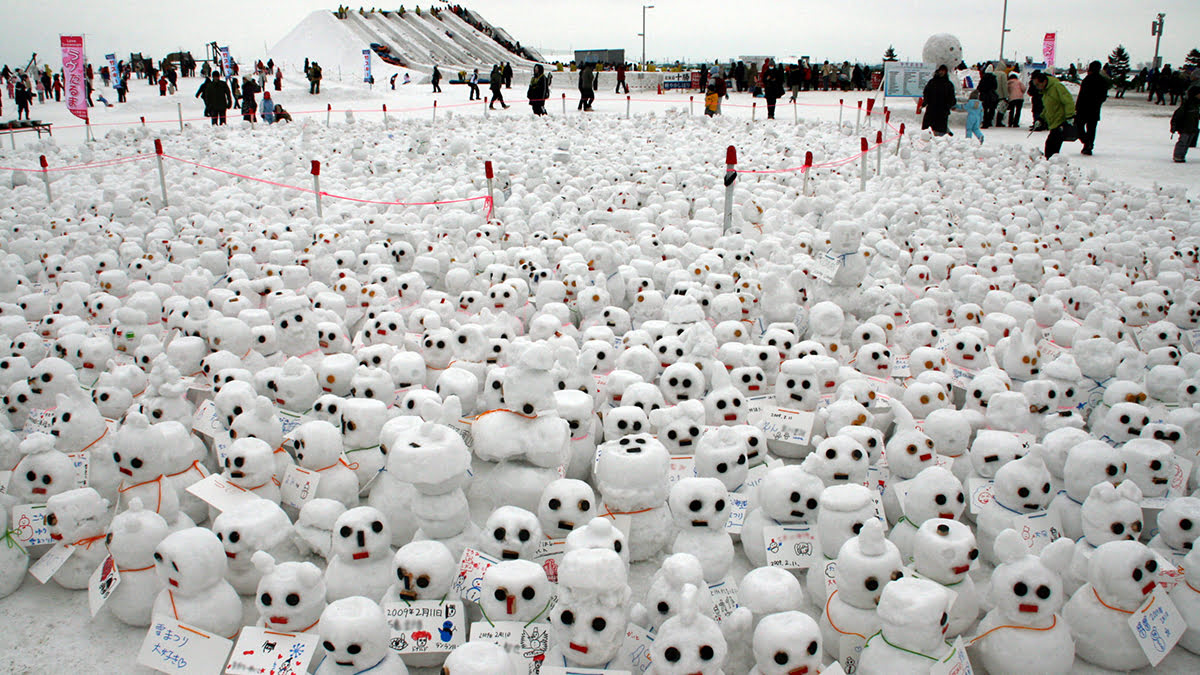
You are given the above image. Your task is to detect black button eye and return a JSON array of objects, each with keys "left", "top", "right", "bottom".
[
  {"left": 560, "top": 609, "right": 575, "bottom": 625},
  {"left": 657, "top": 601, "right": 669, "bottom": 614},
  {"left": 775, "top": 651, "right": 789, "bottom": 665},
  {"left": 664, "top": 647, "right": 681, "bottom": 662},
  {"left": 864, "top": 577, "right": 878, "bottom": 591},
  {"left": 1014, "top": 582, "right": 1028, "bottom": 596},
  {"left": 1036, "top": 585, "right": 1051, "bottom": 599},
  {"left": 339, "top": 526, "right": 352, "bottom": 538},
  {"left": 592, "top": 617, "right": 607, "bottom": 631},
  {"left": 699, "top": 645, "right": 714, "bottom": 660},
  {"left": 548, "top": 498, "right": 561, "bottom": 510},
  {"left": 522, "top": 586, "right": 535, "bottom": 600}
]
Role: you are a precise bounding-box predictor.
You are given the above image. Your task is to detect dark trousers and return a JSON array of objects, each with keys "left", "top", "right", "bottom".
[
  {"left": 1078, "top": 116, "right": 1099, "bottom": 151},
  {"left": 1176, "top": 132, "right": 1196, "bottom": 162},
  {"left": 309, "top": 81, "right": 319, "bottom": 94},
  {"left": 765, "top": 96, "right": 777, "bottom": 119},
  {"left": 616, "top": 79, "right": 628, "bottom": 94},
  {"left": 578, "top": 90, "right": 593, "bottom": 110},
  {"left": 432, "top": 81, "right": 441, "bottom": 92},
  {"left": 489, "top": 87, "right": 505, "bottom": 108},
  {"left": 468, "top": 83, "right": 480, "bottom": 100},
  {"left": 1007, "top": 100, "right": 1023, "bottom": 127},
  {"left": 982, "top": 101, "right": 997, "bottom": 127},
  {"left": 1045, "top": 125, "right": 1064, "bottom": 158},
  {"left": 17, "top": 103, "right": 29, "bottom": 119}
]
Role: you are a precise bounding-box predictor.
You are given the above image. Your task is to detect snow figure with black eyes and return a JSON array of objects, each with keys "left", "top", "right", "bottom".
[
  {"left": 9, "top": 432, "right": 76, "bottom": 504},
  {"left": 816, "top": 221, "right": 870, "bottom": 311},
  {"left": 565, "top": 517, "right": 631, "bottom": 569},
  {"left": 1064, "top": 539, "right": 1161, "bottom": 670},
  {"left": 595, "top": 432, "right": 673, "bottom": 561},
  {"left": 290, "top": 420, "right": 360, "bottom": 508},
  {"left": 977, "top": 449, "right": 1055, "bottom": 564},
  {"left": 1170, "top": 546, "right": 1200, "bottom": 654},
  {"left": 631, "top": 553, "right": 715, "bottom": 631},
  {"left": 547, "top": 548, "right": 632, "bottom": 668},
  {"left": 325, "top": 506, "right": 395, "bottom": 603},
  {"left": 293, "top": 499, "right": 347, "bottom": 560},
  {"left": 442, "top": 641, "right": 517, "bottom": 675},
  {"left": 723, "top": 566, "right": 808, "bottom": 673},
  {"left": 112, "top": 413, "right": 191, "bottom": 530},
  {"left": 668, "top": 477, "right": 733, "bottom": 582},
  {"left": 803, "top": 434, "right": 869, "bottom": 487},
  {"left": 742, "top": 464, "right": 825, "bottom": 568},
  {"left": 43, "top": 487, "right": 111, "bottom": 589},
  {"left": 46, "top": 391, "right": 119, "bottom": 501},
  {"left": 888, "top": 466, "right": 965, "bottom": 564},
  {"left": 252, "top": 551, "right": 325, "bottom": 634},
  {"left": 151, "top": 527, "right": 243, "bottom": 639},
  {"left": 479, "top": 559, "right": 553, "bottom": 625},
  {"left": 971, "top": 529, "right": 1076, "bottom": 675},
  {"left": 1047, "top": 438, "right": 1125, "bottom": 541},
  {"left": 478, "top": 505, "right": 543, "bottom": 561},
  {"left": 820, "top": 519, "right": 904, "bottom": 663},
  {"left": 314, "top": 596, "right": 409, "bottom": 675},
  {"left": 211, "top": 498, "right": 296, "bottom": 594},
  {"left": 768, "top": 359, "right": 821, "bottom": 458},
  {"left": 911, "top": 519, "right": 980, "bottom": 637},
  {"left": 217, "top": 436, "right": 282, "bottom": 513},
  {"left": 472, "top": 343, "right": 570, "bottom": 512},
  {"left": 537, "top": 479, "right": 597, "bottom": 540},
  {"left": 881, "top": 401, "right": 938, "bottom": 525},
  {"left": 809, "top": 484, "right": 878, "bottom": 604},
  {"left": 645, "top": 582, "right": 727, "bottom": 675},
  {"left": 1063, "top": 479, "right": 1144, "bottom": 596},
  {"left": 373, "top": 417, "right": 473, "bottom": 555},
  {"left": 105, "top": 498, "right": 169, "bottom": 626},
  {"left": 381, "top": 540, "right": 457, "bottom": 669},
  {"left": 1149, "top": 496, "right": 1200, "bottom": 566},
  {"left": 747, "top": 611, "right": 822, "bottom": 675},
  {"left": 858, "top": 577, "right": 955, "bottom": 675}
]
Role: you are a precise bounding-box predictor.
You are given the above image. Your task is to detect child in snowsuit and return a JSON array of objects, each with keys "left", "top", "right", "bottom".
[{"left": 958, "top": 91, "right": 985, "bottom": 144}]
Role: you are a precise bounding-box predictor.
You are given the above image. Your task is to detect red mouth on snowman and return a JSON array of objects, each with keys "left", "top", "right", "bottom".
[
  {"left": 33, "top": 487, "right": 47, "bottom": 494},
  {"left": 569, "top": 643, "right": 588, "bottom": 653},
  {"left": 352, "top": 551, "right": 370, "bottom": 560},
  {"left": 1018, "top": 603, "right": 1038, "bottom": 613},
  {"left": 788, "top": 667, "right": 809, "bottom": 675},
  {"left": 1142, "top": 581, "right": 1156, "bottom": 595},
  {"left": 952, "top": 564, "right": 970, "bottom": 574},
  {"left": 919, "top": 453, "right": 932, "bottom": 462},
  {"left": 226, "top": 552, "right": 236, "bottom": 559},
  {"left": 724, "top": 413, "right": 737, "bottom": 421},
  {"left": 269, "top": 616, "right": 289, "bottom": 625},
  {"left": 748, "top": 385, "right": 760, "bottom": 391},
  {"left": 50, "top": 533, "right": 62, "bottom": 541},
  {"left": 939, "top": 513, "right": 955, "bottom": 519},
  {"left": 168, "top": 579, "right": 179, "bottom": 587}
]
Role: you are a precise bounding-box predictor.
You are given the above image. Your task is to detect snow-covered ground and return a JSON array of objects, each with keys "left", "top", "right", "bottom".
[{"left": 2, "top": 65, "right": 1200, "bottom": 675}]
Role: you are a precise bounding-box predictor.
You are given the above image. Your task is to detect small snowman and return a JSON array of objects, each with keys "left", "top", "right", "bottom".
[
  {"left": 1063, "top": 479, "right": 1144, "bottom": 596},
  {"left": 911, "top": 519, "right": 980, "bottom": 637},
  {"left": 113, "top": 414, "right": 190, "bottom": 530},
  {"left": 325, "top": 506, "right": 394, "bottom": 603},
  {"left": 547, "top": 548, "right": 632, "bottom": 668},
  {"left": 151, "top": 527, "right": 243, "bottom": 639},
  {"left": 314, "top": 597, "right": 409, "bottom": 675},
  {"left": 291, "top": 420, "right": 360, "bottom": 508},
  {"left": 631, "top": 553, "right": 715, "bottom": 632},
  {"left": 105, "top": 498, "right": 170, "bottom": 626},
  {"left": 1047, "top": 438, "right": 1126, "bottom": 541},
  {"left": 536, "top": 478, "right": 597, "bottom": 540},
  {"left": 889, "top": 466, "right": 965, "bottom": 564},
  {"left": 594, "top": 433, "right": 674, "bottom": 562},
  {"left": 382, "top": 540, "right": 457, "bottom": 669},
  {"left": 477, "top": 505, "right": 544, "bottom": 562},
  {"left": 211, "top": 498, "right": 296, "bottom": 595},
  {"left": 977, "top": 450, "right": 1055, "bottom": 564},
  {"left": 478, "top": 559, "right": 553, "bottom": 625},
  {"left": 725, "top": 567, "right": 807, "bottom": 674},
  {"left": 1149, "top": 496, "right": 1200, "bottom": 566},
  {"left": 742, "top": 465, "right": 825, "bottom": 568},
  {"left": 809, "top": 484, "right": 879, "bottom": 604},
  {"left": 668, "top": 477, "right": 733, "bottom": 583},
  {"left": 293, "top": 499, "right": 347, "bottom": 560},
  {"left": 44, "top": 487, "right": 112, "bottom": 589},
  {"left": 820, "top": 519, "right": 904, "bottom": 663},
  {"left": 747, "top": 611, "right": 823, "bottom": 675},
  {"left": 646, "top": 583, "right": 728, "bottom": 675},
  {"left": 1063, "top": 539, "right": 1160, "bottom": 671},
  {"left": 252, "top": 551, "right": 325, "bottom": 634},
  {"left": 857, "top": 577, "right": 955, "bottom": 675},
  {"left": 442, "top": 642, "right": 516, "bottom": 675},
  {"left": 9, "top": 432, "right": 76, "bottom": 503}
]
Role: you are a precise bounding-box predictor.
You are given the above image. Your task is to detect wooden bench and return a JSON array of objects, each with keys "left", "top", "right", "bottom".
[{"left": 0, "top": 120, "right": 53, "bottom": 148}]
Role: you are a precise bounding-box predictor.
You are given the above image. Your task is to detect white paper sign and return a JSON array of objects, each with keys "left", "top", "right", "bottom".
[
  {"left": 613, "top": 623, "right": 654, "bottom": 674},
  {"left": 279, "top": 466, "right": 320, "bottom": 510},
  {"left": 1141, "top": 456, "right": 1193, "bottom": 510},
  {"left": 88, "top": 554, "right": 121, "bottom": 617},
  {"left": 67, "top": 452, "right": 90, "bottom": 488},
  {"left": 1186, "top": 329, "right": 1200, "bottom": 353},
  {"left": 534, "top": 538, "right": 566, "bottom": 583},
  {"left": 382, "top": 599, "right": 466, "bottom": 654},
  {"left": 758, "top": 407, "right": 816, "bottom": 445},
  {"left": 812, "top": 253, "right": 842, "bottom": 283},
  {"left": 0, "top": 470, "right": 10, "bottom": 495},
  {"left": 821, "top": 558, "right": 839, "bottom": 597},
  {"left": 224, "top": 626, "right": 318, "bottom": 675},
  {"left": 190, "top": 400, "right": 226, "bottom": 437},
  {"left": 11, "top": 503, "right": 54, "bottom": 547},
  {"left": 839, "top": 633, "right": 867, "bottom": 674},
  {"left": 724, "top": 493, "right": 752, "bottom": 534},
  {"left": 929, "top": 636, "right": 972, "bottom": 675},
  {"left": 275, "top": 410, "right": 304, "bottom": 438},
  {"left": 1012, "top": 510, "right": 1064, "bottom": 554},
  {"left": 763, "top": 524, "right": 822, "bottom": 569},
  {"left": 667, "top": 456, "right": 696, "bottom": 486},
  {"left": 28, "top": 541, "right": 75, "bottom": 583},
  {"left": 468, "top": 620, "right": 552, "bottom": 674},
  {"left": 22, "top": 408, "right": 56, "bottom": 435},
  {"left": 138, "top": 615, "right": 235, "bottom": 674},
  {"left": 1127, "top": 588, "right": 1186, "bottom": 667},
  {"left": 968, "top": 477, "right": 996, "bottom": 515},
  {"left": 708, "top": 579, "right": 739, "bottom": 621},
  {"left": 185, "top": 474, "right": 260, "bottom": 513},
  {"left": 452, "top": 547, "right": 501, "bottom": 603}
]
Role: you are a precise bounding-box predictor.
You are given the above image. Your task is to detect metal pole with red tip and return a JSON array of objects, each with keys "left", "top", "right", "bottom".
[
  {"left": 802, "top": 151, "right": 814, "bottom": 197},
  {"left": 311, "top": 160, "right": 323, "bottom": 219},
  {"left": 626, "top": 95, "right": 631, "bottom": 119},
  {"left": 793, "top": 99, "right": 798, "bottom": 124},
  {"left": 723, "top": 145, "right": 737, "bottom": 234},
  {"left": 484, "top": 97, "right": 489, "bottom": 118},
  {"left": 561, "top": 93, "right": 566, "bottom": 115},
  {"left": 177, "top": 103, "right": 183, "bottom": 132},
  {"left": 39, "top": 155, "right": 51, "bottom": 203},
  {"left": 432, "top": 100, "right": 438, "bottom": 123},
  {"left": 838, "top": 99, "right": 844, "bottom": 128},
  {"left": 140, "top": 116, "right": 146, "bottom": 128},
  {"left": 896, "top": 123, "right": 906, "bottom": 156},
  {"left": 876, "top": 130, "right": 884, "bottom": 175},
  {"left": 382, "top": 104, "right": 389, "bottom": 129},
  {"left": 154, "top": 139, "right": 168, "bottom": 208},
  {"left": 855, "top": 100, "right": 862, "bottom": 134},
  {"left": 326, "top": 103, "right": 332, "bottom": 127},
  {"left": 752, "top": 101, "right": 757, "bottom": 122},
  {"left": 859, "top": 138, "right": 869, "bottom": 192},
  {"left": 689, "top": 95, "right": 694, "bottom": 116},
  {"left": 883, "top": 106, "right": 890, "bottom": 132},
  {"left": 485, "top": 160, "right": 495, "bottom": 215}
]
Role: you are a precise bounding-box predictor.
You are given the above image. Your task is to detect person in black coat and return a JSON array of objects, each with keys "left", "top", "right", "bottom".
[
  {"left": 1075, "top": 60, "right": 1109, "bottom": 155},
  {"left": 527, "top": 64, "right": 550, "bottom": 115},
  {"left": 578, "top": 63, "right": 594, "bottom": 111},
  {"left": 921, "top": 65, "right": 956, "bottom": 136},
  {"left": 977, "top": 65, "right": 998, "bottom": 128},
  {"left": 196, "top": 71, "right": 232, "bottom": 125},
  {"left": 241, "top": 77, "right": 260, "bottom": 122},
  {"left": 762, "top": 61, "right": 784, "bottom": 119}
]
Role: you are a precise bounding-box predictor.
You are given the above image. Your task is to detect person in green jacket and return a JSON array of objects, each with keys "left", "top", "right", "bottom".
[{"left": 1031, "top": 71, "right": 1075, "bottom": 158}]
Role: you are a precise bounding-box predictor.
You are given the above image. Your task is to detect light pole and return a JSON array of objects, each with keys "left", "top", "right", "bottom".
[
  {"left": 1151, "top": 12, "right": 1165, "bottom": 70},
  {"left": 640, "top": 5, "right": 654, "bottom": 71},
  {"left": 999, "top": 0, "right": 1012, "bottom": 62}
]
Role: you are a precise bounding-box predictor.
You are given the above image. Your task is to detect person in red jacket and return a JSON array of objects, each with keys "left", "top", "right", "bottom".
[
  {"left": 159, "top": 75, "right": 168, "bottom": 96},
  {"left": 51, "top": 74, "right": 63, "bottom": 102}
]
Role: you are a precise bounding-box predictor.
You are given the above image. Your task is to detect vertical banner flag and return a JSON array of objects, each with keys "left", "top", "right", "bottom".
[
  {"left": 363, "top": 49, "right": 372, "bottom": 82},
  {"left": 60, "top": 35, "right": 88, "bottom": 123},
  {"left": 1042, "top": 33, "right": 1057, "bottom": 69},
  {"left": 105, "top": 53, "right": 117, "bottom": 82},
  {"left": 220, "top": 46, "right": 232, "bottom": 78}
]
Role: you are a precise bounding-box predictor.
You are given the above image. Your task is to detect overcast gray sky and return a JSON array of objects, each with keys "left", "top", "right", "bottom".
[{"left": 2, "top": 1, "right": 1196, "bottom": 69}]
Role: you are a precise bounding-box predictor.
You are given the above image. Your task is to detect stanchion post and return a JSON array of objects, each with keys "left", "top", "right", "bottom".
[
  {"left": 432, "top": 100, "right": 437, "bottom": 123},
  {"left": 140, "top": 116, "right": 146, "bottom": 128},
  {"left": 895, "top": 123, "right": 905, "bottom": 155},
  {"left": 802, "top": 151, "right": 813, "bottom": 197},
  {"left": 85, "top": 120, "right": 93, "bottom": 143},
  {"left": 484, "top": 160, "right": 495, "bottom": 225},
  {"left": 154, "top": 139, "right": 168, "bottom": 208},
  {"left": 311, "top": 160, "right": 323, "bottom": 218},
  {"left": 838, "top": 99, "right": 844, "bottom": 127},
  {"left": 326, "top": 103, "right": 332, "bottom": 126},
  {"left": 561, "top": 93, "right": 566, "bottom": 115},
  {"left": 883, "top": 107, "right": 890, "bottom": 132},
  {"left": 752, "top": 101, "right": 756, "bottom": 122},
  {"left": 793, "top": 99, "right": 798, "bottom": 124},
  {"left": 875, "top": 130, "right": 883, "bottom": 176},
  {"left": 383, "top": 104, "right": 389, "bottom": 129},
  {"left": 689, "top": 95, "right": 694, "bottom": 116},
  {"left": 484, "top": 97, "right": 489, "bottom": 118},
  {"left": 723, "top": 145, "right": 737, "bottom": 234},
  {"left": 39, "top": 155, "right": 51, "bottom": 203},
  {"left": 859, "top": 138, "right": 869, "bottom": 192},
  {"left": 855, "top": 100, "right": 862, "bottom": 134},
  {"left": 177, "top": 103, "right": 183, "bottom": 132},
  {"left": 626, "top": 95, "right": 631, "bottom": 119}
]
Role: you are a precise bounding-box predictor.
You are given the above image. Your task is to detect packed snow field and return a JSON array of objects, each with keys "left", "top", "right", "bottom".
[{"left": 4, "top": 71, "right": 1200, "bottom": 675}]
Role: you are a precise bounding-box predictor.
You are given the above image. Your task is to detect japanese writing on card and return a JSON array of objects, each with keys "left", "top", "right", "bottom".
[
  {"left": 763, "top": 524, "right": 822, "bottom": 569},
  {"left": 708, "top": 579, "right": 739, "bottom": 621},
  {"left": 613, "top": 623, "right": 654, "bottom": 674},
  {"left": 225, "top": 626, "right": 317, "bottom": 675},
  {"left": 185, "top": 474, "right": 259, "bottom": 513},
  {"left": 468, "top": 620, "right": 552, "bottom": 675},
  {"left": 11, "top": 503, "right": 53, "bottom": 547},
  {"left": 383, "top": 599, "right": 465, "bottom": 654},
  {"left": 279, "top": 466, "right": 320, "bottom": 511},
  {"left": 452, "top": 547, "right": 500, "bottom": 603},
  {"left": 137, "top": 615, "right": 234, "bottom": 674},
  {"left": 1127, "top": 588, "right": 1185, "bottom": 667}
]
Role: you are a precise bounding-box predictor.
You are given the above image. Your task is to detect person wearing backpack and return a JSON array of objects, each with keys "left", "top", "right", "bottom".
[{"left": 1171, "top": 85, "right": 1200, "bottom": 163}]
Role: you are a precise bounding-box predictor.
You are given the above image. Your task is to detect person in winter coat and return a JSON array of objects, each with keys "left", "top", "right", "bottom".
[
  {"left": 1032, "top": 71, "right": 1075, "bottom": 158},
  {"left": 1007, "top": 72, "right": 1026, "bottom": 127},
  {"left": 488, "top": 65, "right": 508, "bottom": 109},
  {"left": 468, "top": 68, "right": 480, "bottom": 100},
  {"left": 308, "top": 62, "right": 322, "bottom": 94},
  {"left": 115, "top": 72, "right": 128, "bottom": 103},
  {"left": 577, "top": 63, "right": 594, "bottom": 111},
  {"left": 274, "top": 68, "right": 282, "bottom": 91},
  {"left": 615, "top": 62, "right": 628, "bottom": 94},
  {"left": 503, "top": 62, "right": 513, "bottom": 88},
  {"left": 431, "top": 64, "right": 442, "bottom": 93},
  {"left": 196, "top": 71, "right": 232, "bottom": 125},
  {"left": 14, "top": 80, "right": 32, "bottom": 120},
  {"left": 762, "top": 60, "right": 784, "bottom": 119},
  {"left": 976, "top": 65, "right": 998, "bottom": 129},
  {"left": 52, "top": 74, "right": 63, "bottom": 102},
  {"left": 957, "top": 90, "right": 985, "bottom": 144},
  {"left": 1171, "top": 85, "right": 1200, "bottom": 163},
  {"left": 921, "top": 64, "right": 956, "bottom": 136},
  {"left": 241, "top": 76, "right": 260, "bottom": 122},
  {"left": 527, "top": 64, "right": 549, "bottom": 115},
  {"left": 260, "top": 91, "right": 276, "bottom": 124},
  {"left": 1075, "top": 60, "right": 1109, "bottom": 155}
]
